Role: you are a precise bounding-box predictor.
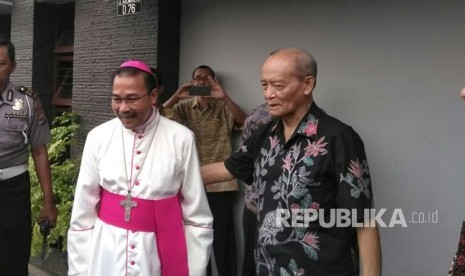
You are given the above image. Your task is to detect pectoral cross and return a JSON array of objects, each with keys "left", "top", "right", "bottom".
[{"left": 120, "top": 193, "right": 137, "bottom": 222}]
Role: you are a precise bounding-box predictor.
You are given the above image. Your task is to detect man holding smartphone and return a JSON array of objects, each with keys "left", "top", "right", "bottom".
[{"left": 163, "top": 65, "right": 246, "bottom": 276}]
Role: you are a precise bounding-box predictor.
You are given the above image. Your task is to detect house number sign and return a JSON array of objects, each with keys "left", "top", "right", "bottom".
[{"left": 117, "top": 0, "right": 141, "bottom": 16}]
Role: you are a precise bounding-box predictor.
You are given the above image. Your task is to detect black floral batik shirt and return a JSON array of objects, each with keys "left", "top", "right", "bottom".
[{"left": 225, "top": 102, "right": 374, "bottom": 276}]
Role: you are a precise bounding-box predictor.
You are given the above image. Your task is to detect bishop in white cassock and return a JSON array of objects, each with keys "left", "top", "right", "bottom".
[{"left": 68, "top": 61, "right": 213, "bottom": 276}]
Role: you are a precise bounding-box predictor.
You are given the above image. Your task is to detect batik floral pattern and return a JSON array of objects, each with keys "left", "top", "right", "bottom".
[
  {"left": 255, "top": 114, "right": 326, "bottom": 275},
  {"left": 339, "top": 159, "right": 371, "bottom": 199},
  {"left": 449, "top": 222, "right": 465, "bottom": 275},
  {"left": 280, "top": 259, "right": 305, "bottom": 276},
  {"left": 234, "top": 105, "right": 375, "bottom": 275}
]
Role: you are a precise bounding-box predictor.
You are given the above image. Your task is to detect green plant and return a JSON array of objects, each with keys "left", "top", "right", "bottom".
[{"left": 29, "top": 112, "right": 80, "bottom": 257}]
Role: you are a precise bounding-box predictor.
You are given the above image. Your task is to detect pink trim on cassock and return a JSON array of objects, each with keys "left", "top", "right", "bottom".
[
  {"left": 98, "top": 189, "right": 189, "bottom": 276},
  {"left": 68, "top": 227, "right": 94, "bottom": 232}
]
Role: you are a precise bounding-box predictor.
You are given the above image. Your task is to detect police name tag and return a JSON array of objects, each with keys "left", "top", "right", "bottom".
[{"left": 5, "top": 112, "right": 27, "bottom": 119}]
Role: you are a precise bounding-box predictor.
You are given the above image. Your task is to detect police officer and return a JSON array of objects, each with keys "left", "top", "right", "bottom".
[{"left": 0, "top": 39, "right": 58, "bottom": 275}]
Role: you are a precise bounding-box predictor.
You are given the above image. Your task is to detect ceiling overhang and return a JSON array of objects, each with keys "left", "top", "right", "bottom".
[
  {"left": 0, "top": 0, "right": 74, "bottom": 15},
  {"left": 0, "top": 0, "right": 12, "bottom": 15}
]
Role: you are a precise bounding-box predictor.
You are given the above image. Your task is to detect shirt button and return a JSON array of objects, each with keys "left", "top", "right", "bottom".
[
  {"left": 134, "top": 181, "right": 140, "bottom": 186},
  {"left": 130, "top": 261, "right": 135, "bottom": 265},
  {"left": 138, "top": 135, "right": 143, "bottom": 139},
  {"left": 136, "top": 150, "right": 142, "bottom": 155},
  {"left": 131, "top": 244, "right": 136, "bottom": 249},
  {"left": 135, "top": 165, "right": 140, "bottom": 170}
]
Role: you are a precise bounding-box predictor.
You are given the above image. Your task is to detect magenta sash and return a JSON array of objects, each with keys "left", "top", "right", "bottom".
[{"left": 98, "top": 189, "right": 189, "bottom": 276}]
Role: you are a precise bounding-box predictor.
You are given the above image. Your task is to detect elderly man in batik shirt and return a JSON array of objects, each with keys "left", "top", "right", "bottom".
[{"left": 201, "top": 48, "right": 381, "bottom": 276}]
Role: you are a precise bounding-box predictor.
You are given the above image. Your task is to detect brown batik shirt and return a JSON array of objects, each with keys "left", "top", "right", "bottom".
[{"left": 171, "top": 97, "right": 240, "bottom": 192}]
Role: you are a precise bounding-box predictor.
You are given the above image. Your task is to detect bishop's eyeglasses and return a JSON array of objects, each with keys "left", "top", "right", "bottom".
[{"left": 112, "top": 93, "right": 149, "bottom": 105}]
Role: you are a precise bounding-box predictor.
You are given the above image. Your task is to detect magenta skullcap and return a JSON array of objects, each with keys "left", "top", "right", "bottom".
[{"left": 119, "top": 60, "right": 152, "bottom": 75}]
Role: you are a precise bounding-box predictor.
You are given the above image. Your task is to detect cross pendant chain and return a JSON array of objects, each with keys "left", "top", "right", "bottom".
[
  {"left": 120, "top": 193, "right": 138, "bottom": 222},
  {"left": 120, "top": 116, "right": 159, "bottom": 223}
]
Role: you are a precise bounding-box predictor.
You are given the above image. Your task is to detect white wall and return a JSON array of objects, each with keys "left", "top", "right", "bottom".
[{"left": 179, "top": 1, "right": 465, "bottom": 275}]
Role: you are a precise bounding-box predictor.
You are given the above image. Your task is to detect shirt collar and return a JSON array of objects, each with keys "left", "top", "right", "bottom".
[
  {"left": 132, "top": 107, "right": 158, "bottom": 133},
  {"left": 270, "top": 102, "right": 323, "bottom": 141},
  {"left": 0, "top": 82, "right": 15, "bottom": 106},
  {"left": 191, "top": 97, "right": 211, "bottom": 109},
  {"left": 191, "top": 97, "right": 199, "bottom": 109}
]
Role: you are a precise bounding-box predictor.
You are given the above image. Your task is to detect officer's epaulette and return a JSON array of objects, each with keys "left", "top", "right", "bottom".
[{"left": 16, "top": 85, "right": 37, "bottom": 99}]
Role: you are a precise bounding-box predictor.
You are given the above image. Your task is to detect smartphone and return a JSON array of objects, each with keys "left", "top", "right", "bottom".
[{"left": 189, "top": 85, "right": 211, "bottom": 96}]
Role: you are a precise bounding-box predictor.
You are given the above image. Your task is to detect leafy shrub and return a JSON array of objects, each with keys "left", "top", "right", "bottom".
[{"left": 29, "top": 112, "right": 80, "bottom": 257}]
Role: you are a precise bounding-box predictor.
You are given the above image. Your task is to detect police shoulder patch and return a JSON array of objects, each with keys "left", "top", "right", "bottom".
[
  {"left": 36, "top": 103, "right": 47, "bottom": 125},
  {"left": 16, "top": 86, "right": 37, "bottom": 99}
]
